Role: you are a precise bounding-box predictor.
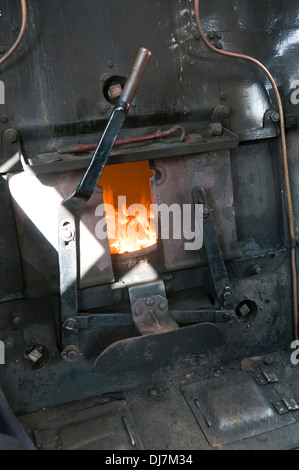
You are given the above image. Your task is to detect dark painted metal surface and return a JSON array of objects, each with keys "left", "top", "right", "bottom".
[
  {"left": 152, "top": 149, "right": 240, "bottom": 272},
  {"left": 94, "top": 323, "right": 224, "bottom": 374},
  {"left": 192, "top": 186, "right": 234, "bottom": 309},
  {"left": 0, "top": 176, "right": 23, "bottom": 301},
  {"left": 17, "top": 350, "right": 299, "bottom": 450},
  {"left": 0, "top": 0, "right": 298, "bottom": 450},
  {"left": 0, "top": 0, "right": 298, "bottom": 161}
]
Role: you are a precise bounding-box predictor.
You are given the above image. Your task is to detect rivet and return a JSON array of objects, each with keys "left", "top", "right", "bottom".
[{"left": 134, "top": 307, "right": 142, "bottom": 316}]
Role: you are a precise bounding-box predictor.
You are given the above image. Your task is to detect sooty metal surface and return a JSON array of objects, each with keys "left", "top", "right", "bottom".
[
  {"left": 181, "top": 377, "right": 296, "bottom": 447},
  {"left": 20, "top": 399, "right": 143, "bottom": 451}
]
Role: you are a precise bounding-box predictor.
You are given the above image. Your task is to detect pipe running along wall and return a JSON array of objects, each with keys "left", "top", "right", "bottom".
[
  {"left": 0, "top": 0, "right": 27, "bottom": 67},
  {"left": 194, "top": 0, "right": 298, "bottom": 340}
]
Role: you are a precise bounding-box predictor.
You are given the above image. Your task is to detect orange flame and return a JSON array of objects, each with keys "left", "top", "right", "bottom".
[{"left": 98, "top": 161, "right": 157, "bottom": 255}]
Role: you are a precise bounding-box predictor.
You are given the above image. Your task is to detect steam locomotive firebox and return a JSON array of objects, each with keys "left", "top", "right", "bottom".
[{"left": 0, "top": 0, "right": 298, "bottom": 452}]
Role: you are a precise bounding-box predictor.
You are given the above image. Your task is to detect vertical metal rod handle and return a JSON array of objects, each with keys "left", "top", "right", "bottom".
[{"left": 121, "top": 48, "right": 151, "bottom": 106}]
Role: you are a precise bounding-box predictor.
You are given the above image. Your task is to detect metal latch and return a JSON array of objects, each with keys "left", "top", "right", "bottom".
[
  {"left": 129, "top": 280, "right": 178, "bottom": 336},
  {"left": 272, "top": 398, "right": 299, "bottom": 415},
  {"left": 253, "top": 371, "right": 279, "bottom": 386}
]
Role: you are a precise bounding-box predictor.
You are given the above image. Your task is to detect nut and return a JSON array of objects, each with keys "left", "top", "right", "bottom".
[
  {"left": 108, "top": 84, "right": 123, "bottom": 100},
  {"left": 4, "top": 129, "right": 18, "bottom": 143},
  {"left": 61, "top": 223, "right": 75, "bottom": 242}
]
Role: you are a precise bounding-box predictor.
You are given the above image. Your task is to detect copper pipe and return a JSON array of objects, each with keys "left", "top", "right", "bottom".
[
  {"left": 58, "top": 125, "right": 186, "bottom": 154},
  {"left": 194, "top": 0, "right": 298, "bottom": 340},
  {"left": 0, "top": 0, "right": 27, "bottom": 66}
]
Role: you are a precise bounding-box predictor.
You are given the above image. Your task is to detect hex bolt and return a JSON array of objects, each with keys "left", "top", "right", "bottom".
[
  {"left": 270, "top": 111, "right": 280, "bottom": 122},
  {"left": 11, "top": 314, "right": 20, "bottom": 325},
  {"left": 223, "top": 289, "right": 232, "bottom": 301},
  {"left": 208, "top": 32, "right": 215, "bottom": 39},
  {"left": 67, "top": 350, "right": 77, "bottom": 361},
  {"left": 0, "top": 47, "right": 6, "bottom": 54},
  {"left": 146, "top": 298, "right": 154, "bottom": 306},
  {"left": 4, "top": 338, "right": 13, "bottom": 349},
  {"left": 61, "top": 345, "right": 81, "bottom": 362},
  {"left": 159, "top": 302, "right": 166, "bottom": 310},
  {"left": 134, "top": 307, "right": 142, "bottom": 316},
  {"left": 209, "top": 122, "right": 223, "bottom": 137},
  {"left": 203, "top": 205, "right": 210, "bottom": 218},
  {"left": 264, "top": 357, "right": 273, "bottom": 365},
  {"left": 216, "top": 32, "right": 222, "bottom": 39},
  {"left": 108, "top": 84, "right": 123, "bottom": 100},
  {"left": 107, "top": 60, "right": 114, "bottom": 68},
  {"left": 64, "top": 319, "right": 77, "bottom": 331}
]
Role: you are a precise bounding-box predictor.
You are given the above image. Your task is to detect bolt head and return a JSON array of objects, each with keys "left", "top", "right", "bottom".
[
  {"left": 146, "top": 298, "right": 154, "bottom": 306},
  {"left": 65, "top": 320, "right": 76, "bottom": 331},
  {"left": 12, "top": 315, "right": 20, "bottom": 325},
  {"left": 271, "top": 111, "right": 280, "bottom": 122},
  {"left": 159, "top": 302, "right": 166, "bottom": 310},
  {"left": 4, "top": 130, "right": 17, "bottom": 143},
  {"left": 61, "top": 223, "right": 75, "bottom": 242},
  {"left": 108, "top": 84, "right": 123, "bottom": 100},
  {"left": 134, "top": 307, "right": 142, "bottom": 316},
  {"left": 203, "top": 206, "right": 210, "bottom": 217},
  {"left": 223, "top": 291, "right": 232, "bottom": 301},
  {"left": 67, "top": 350, "right": 77, "bottom": 360},
  {"left": 4, "top": 339, "right": 13, "bottom": 349}
]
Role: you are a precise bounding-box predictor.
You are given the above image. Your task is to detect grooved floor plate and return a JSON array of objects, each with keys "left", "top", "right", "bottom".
[
  {"left": 20, "top": 400, "right": 143, "bottom": 451},
  {"left": 181, "top": 377, "right": 296, "bottom": 447}
]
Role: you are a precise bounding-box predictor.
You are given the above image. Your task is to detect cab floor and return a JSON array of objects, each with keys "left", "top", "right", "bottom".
[{"left": 18, "top": 349, "right": 299, "bottom": 450}]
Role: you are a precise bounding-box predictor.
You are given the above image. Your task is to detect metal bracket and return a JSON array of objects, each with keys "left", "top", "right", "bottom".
[
  {"left": 1, "top": 128, "right": 23, "bottom": 173},
  {"left": 192, "top": 187, "right": 234, "bottom": 310},
  {"left": 272, "top": 398, "right": 299, "bottom": 415},
  {"left": 253, "top": 371, "right": 279, "bottom": 386},
  {"left": 129, "top": 281, "right": 178, "bottom": 336}
]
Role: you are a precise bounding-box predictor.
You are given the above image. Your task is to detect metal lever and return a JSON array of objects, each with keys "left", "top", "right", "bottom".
[
  {"left": 192, "top": 187, "right": 234, "bottom": 310},
  {"left": 58, "top": 48, "right": 151, "bottom": 361},
  {"left": 72, "top": 47, "right": 151, "bottom": 202},
  {"left": 121, "top": 48, "right": 151, "bottom": 105}
]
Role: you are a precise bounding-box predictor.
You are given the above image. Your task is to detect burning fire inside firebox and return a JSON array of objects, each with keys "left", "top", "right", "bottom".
[{"left": 98, "top": 161, "right": 157, "bottom": 255}]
